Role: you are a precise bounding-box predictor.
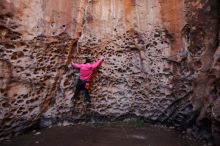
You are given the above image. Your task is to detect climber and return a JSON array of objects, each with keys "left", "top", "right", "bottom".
[{"left": 71, "top": 57, "right": 103, "bottom": 105}]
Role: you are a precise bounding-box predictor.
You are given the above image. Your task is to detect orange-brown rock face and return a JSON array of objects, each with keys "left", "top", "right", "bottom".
[{"left": 0, "top": 0, "right": 220, "bottom": 144}]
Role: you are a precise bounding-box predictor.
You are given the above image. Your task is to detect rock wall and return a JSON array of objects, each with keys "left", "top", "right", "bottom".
[{"left": 0, "top": 0, "right": 220, "bottom": 144}]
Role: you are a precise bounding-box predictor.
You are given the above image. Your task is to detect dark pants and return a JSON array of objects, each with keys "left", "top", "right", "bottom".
[{"left": 73, "top": 79, "right": 90, "bottom": 102}]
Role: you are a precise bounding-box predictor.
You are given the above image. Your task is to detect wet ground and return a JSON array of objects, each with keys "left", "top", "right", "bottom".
[{"left": 0, "top": 123, "right": 202, "bottom": 146}]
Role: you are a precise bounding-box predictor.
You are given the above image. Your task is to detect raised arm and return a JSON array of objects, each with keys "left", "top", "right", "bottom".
[
  {"left": 92, "top": 59, "right": 103, "bottom": 69},
  {"left": 71, "top": 61, "right": 83, "bottom": 69}
]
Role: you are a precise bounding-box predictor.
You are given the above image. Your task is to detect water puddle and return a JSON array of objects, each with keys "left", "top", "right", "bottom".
[{"left": 0, "top": 124, "right": 203, "bottom": 146}]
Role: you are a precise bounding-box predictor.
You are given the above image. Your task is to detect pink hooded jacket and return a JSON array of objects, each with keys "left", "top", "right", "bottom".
[{"left": 72, "top": 59, "right": 103, "bottom": 81}]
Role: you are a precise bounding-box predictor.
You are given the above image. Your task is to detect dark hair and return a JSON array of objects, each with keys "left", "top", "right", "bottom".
[{"left": 85, "top": 58, "right": 92, "bottom": 63}]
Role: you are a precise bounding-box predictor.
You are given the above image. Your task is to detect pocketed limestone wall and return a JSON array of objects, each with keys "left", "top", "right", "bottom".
[{"left": 0, "top": 0, "right": 220, "bottom": 144}]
